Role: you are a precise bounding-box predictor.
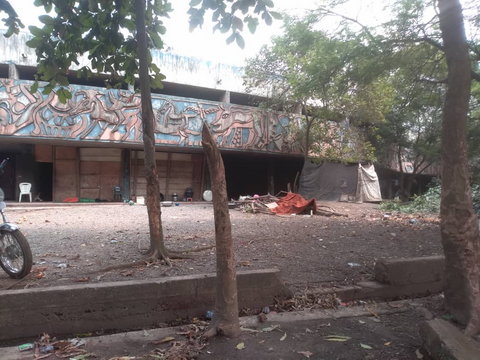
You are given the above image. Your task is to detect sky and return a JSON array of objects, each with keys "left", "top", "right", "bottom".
[{"left": 17, "top": 0, "right": 386, "bottom": 67}]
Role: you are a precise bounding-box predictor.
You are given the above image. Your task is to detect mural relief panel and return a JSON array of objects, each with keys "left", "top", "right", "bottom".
[{"left": 0, "top": 79, "right": 299, "bottom": 154}]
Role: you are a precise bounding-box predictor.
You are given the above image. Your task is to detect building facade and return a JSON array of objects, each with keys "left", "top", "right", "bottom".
[{"left": 0, "top": 33, "right": 303, "bottom": 202}]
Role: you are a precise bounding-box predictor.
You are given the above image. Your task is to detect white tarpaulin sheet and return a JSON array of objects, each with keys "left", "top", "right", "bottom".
[{"left": 356, "top": 164, "right": 382, "bottom": 202}]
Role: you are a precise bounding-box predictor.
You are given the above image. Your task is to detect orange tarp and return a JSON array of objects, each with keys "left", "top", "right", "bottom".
[{"left": 271, "top": 192, "right": 317, "bottom": 215}]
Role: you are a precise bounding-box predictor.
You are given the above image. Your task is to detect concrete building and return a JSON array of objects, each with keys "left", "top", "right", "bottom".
[{"left": 0, "top": 32, "right": 303, "bottom": 202}]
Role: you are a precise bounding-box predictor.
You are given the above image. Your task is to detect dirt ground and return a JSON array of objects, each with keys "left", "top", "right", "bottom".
[
  {"left": 1, "top": 201, "right": 445, "bottom": 359},
  {"left": 0, "top": 201, "right": 442, "bottom": 291}
]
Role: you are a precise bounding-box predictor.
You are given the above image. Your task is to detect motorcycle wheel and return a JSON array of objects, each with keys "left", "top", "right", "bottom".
[{"left": 0, "top": 230, "right": 33, "bottom": 279}]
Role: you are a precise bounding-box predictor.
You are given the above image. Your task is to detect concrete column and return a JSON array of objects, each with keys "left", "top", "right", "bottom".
[
  {"left": 8, "top": 64, "right": 18, "bottom": 79},
  {"left": 222, "top": 91, "right": 230, "bottom": 103}
]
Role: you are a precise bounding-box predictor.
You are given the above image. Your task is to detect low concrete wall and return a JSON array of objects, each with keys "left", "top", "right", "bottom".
[
  {"left": 374, "top": 255, "right": 445, "bottom": 286},
  {"left": 0, "top": 269, "right": 290, "bottom": 341}
]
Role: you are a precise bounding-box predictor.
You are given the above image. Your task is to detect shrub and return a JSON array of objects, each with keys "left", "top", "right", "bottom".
[{"left": 381, "top": 182, "right": 480, "bottom": 215}]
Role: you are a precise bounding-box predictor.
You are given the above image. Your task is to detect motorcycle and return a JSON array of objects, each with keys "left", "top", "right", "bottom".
[{"left": 0, "top": 158, "right": 32, "bottom": 279}]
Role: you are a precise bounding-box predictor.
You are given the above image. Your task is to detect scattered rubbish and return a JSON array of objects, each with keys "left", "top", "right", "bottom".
[
  {"left": 40, "top": 344, "right": 55, "bottom": 353},
  {"left": 298, "top": 351, "right": 314, "bottom": 358},
  {"left": 360, "top": 343, "right": 373, "bottom": 350},
  {"left": 175, "top": 202, "right": 180, "bottom": 206},
  {"left": 205, "top": 310, "right": 214, "bottom": 320},
  {"left": 236, "top": 342, "right": 245, "bottom": 350},
  {"left": 347, "top": 262, "right": 361, "bottom": 267},
  {"left": 161, "top": 201, "right": 173, "bottom": 207},
  {"left": 110, "top": 239, "right": 118, "bottom": 244},
  {"left": 74, "top": 277, "right": 90, "bottom": 282},
  {"left": 18, "top": 343, "right": 34, "bottom": 351},
  {"left": 56, "top": 263, "right": 68, "bottom": 269},
  {"left": 323, "top": 335, "right": 351, "bottom": 342},
  {"left": 262, "top": 306, "right": 270, "bottom": 314},
  {"left": 384, "top": 342, "right": 392, "bottom": 346},
  {"left": 358, "top": 320, "right": 366, "bottom": 324},
  {"left": 128, "top": 200, "right": 135, "bottom": 206},
  {"left": 416, "top": 349, "right": 424, "bottom": 359},
  {"left": 280, "top": 333, "right": 287, "bottom": 341},
  {"left": 409, "top": 218, "right": 418, "bottom": 225}
]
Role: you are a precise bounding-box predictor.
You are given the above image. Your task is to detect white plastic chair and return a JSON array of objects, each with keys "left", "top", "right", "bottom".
[{"left": 18, "top": 182, "right": 32, "bottom": 202}]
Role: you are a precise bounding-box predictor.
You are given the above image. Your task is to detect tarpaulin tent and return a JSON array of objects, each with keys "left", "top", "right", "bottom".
[{"left": 298, "top": 161, "right": 382, "bottom": 202}]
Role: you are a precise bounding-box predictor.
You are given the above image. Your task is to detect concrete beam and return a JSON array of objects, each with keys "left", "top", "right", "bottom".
[
  {"left": 420, "top": 318, "right": 480, "bottom": 360},
  {"left": 0, "top": 269, "right": 290, "bottom": 341},
  {"left": 374, "top": 255, "right": 445, "bottom": 286}
]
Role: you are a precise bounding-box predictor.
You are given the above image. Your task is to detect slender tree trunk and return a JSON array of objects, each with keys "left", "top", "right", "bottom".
[
  {"left": 201, "top": 123, "right": 240, "bottom": 338},
  {"left": 303, "top": 104, "right": 312, "bottom": 159},
  {"left": 397, "top": 146, "right": 406, "bottom": 200},
  {"left": 438, "top": 0, "right": 480, "bottom": 335},
  {"left": 135, "top": 0, "right": 168, "bottom": 261}
]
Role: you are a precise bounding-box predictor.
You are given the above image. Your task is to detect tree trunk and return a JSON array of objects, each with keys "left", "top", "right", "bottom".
[
  {"left": 201, "top": 123, "right": 240, "bottom": 338},
  {"left": 134, "top": 0, "right": 168, "bottom": 261},
  {"left": 438, "top": 0, "right": 480, "bottom": 335},
  {"left": 303, "top": 104, "right": 312, "bottom": 159}
]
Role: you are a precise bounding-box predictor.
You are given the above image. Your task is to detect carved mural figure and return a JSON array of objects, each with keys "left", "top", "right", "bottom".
[{"left": 0, "top": 79, "right": 299, "bottom": 154}]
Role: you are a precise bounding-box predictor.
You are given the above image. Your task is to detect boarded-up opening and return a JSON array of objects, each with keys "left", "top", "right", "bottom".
[
  {"left": 131, "top": 151, "right": 203, "bottom": 201},
  {"left": 54, "top": 146, "right": 78, "bottom": 202},
  {"left": 79, "top": 148, "right": 121, "bottom": 201}
]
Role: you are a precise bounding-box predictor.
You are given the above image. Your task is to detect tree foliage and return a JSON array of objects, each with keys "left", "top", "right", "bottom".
[
  {"left": 244, "top": 16, "right": 385, "bottom": 161},
  {"left": 0, "top": 0, "right": 24, "bottom": 37}
]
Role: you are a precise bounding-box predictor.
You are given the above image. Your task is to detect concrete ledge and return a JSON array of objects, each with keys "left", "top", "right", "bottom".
[
  {"left": 315, "top": 280, "right": 444, "bottom": 303},
  {"left": 375, "top": 256, "right": 445, "bottom": 286},
  {"left": 420, "top": 318, "right": 480, "bottom": 360},
  {"left": 0, "top": 268, "right": 290, "bottom": 341}
]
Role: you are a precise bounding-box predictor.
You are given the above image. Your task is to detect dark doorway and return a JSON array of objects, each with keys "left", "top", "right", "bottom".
[
  {"left": 0, "top": 153, "right": 15, "bottom": 200},
  {"left": 222, "top": 153, "right": 303, "bottom": 200},
  {"left": 35, "top": 162, "right": 53, "bottom": 201}
]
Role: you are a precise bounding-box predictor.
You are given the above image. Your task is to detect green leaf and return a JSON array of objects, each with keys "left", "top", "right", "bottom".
[
  {"left": 57, "top": 89, "right": 66, "bottom": 104},
  {"left": 246, "top": 17, "right": 258, "bottom": 33},
  {"left": 28, "top": 25, "right": 44, "bottom": 37},
  {"left": 30, "top": 81, "right": 39, "bottom": 94},
  {"left": 235, "top": 33, "right": 245, "bottom": 49},
  {"left": 149, "top": 32, "right": 163, "bottom": 49},
  {"left": 226, "top": 32, "right": 236, "bottom": 45},
  {"left": 189, "top": 0, "right": 202, "bottom": 6},
  {"left": 38, "top": 15, "right": 55, "bottom": 25},
  {"left": 269, "top": 11, "right": 282, "bottom": 20},
  {"left": 25, "top": 37, "right": 42, "bottom": 48}
]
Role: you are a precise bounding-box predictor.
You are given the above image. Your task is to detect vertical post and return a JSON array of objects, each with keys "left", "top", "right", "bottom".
[{"left": 121, "top": 149, "right": 130, "bottom": 201}]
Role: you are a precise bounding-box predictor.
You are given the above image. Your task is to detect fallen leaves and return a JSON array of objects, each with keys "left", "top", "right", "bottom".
[
  {"left": 236, "top": 342, "right": 246, "bottom": 350},
  {"left": 298, "top": 350, "right": 314, "bottom": 358},
  {"left": 323, "top": 335, "right": 351, "bottom": 342},
  {"left": 152, "top": 336, "right": 175, "bottom": 345}
]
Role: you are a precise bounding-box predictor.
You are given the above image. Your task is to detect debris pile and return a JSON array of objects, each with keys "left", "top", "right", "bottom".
[
  {"left": 19, "top": 333, "right": 90, "bottom": 359},
  {"left": 234, "top": 192, "right": 346, "bottom": 217}
]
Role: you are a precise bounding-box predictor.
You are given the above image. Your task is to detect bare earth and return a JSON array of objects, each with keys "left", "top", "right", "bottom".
[
  {"left": 0, "top": 201, "right": 442, "bottom": 291},
  {"left": 1, "top": 201, "right": 446, "bottom": 359}
]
